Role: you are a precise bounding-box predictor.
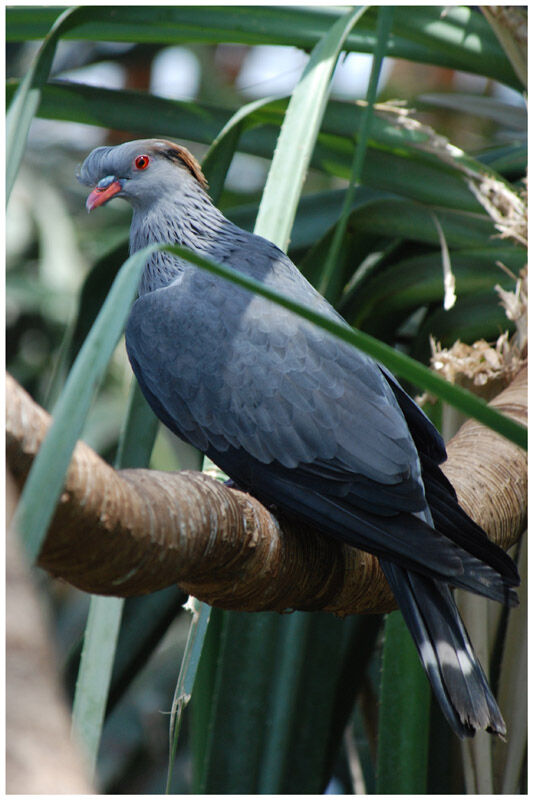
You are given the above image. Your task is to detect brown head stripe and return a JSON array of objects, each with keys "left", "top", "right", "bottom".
[{"left": 155, "top": 140, "right": 208, "bottom": 190}]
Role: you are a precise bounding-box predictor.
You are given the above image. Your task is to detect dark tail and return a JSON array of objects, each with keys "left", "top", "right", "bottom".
[{"left": 380, "top": 559, "right": 506, "bottom": 738}]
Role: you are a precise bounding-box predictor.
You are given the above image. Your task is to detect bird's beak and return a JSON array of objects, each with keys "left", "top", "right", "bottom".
[{"left": 86, "top": 175, "right": 124, "bottom": 212}]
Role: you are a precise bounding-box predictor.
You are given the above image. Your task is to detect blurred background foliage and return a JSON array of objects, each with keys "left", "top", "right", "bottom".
[{"left": 6, "top": 5, "right": 526, "bottom": 794}]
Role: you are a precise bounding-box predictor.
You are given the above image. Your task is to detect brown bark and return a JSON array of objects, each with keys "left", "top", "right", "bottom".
[
  {"left": 6, "top": 368, "right": 527, "bottom": 615},
  {"left": 443, "top": 367, "right": 527, "bottom": 550}
]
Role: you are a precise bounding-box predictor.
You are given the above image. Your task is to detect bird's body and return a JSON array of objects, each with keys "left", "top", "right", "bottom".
[{"left": 79, "top": 138, "right": 519, "bottom": 738}]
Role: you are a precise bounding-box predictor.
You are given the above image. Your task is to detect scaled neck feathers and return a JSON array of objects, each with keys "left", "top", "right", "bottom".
[{"left": 131, "top": 186, "right": 229, "bottom": 295}]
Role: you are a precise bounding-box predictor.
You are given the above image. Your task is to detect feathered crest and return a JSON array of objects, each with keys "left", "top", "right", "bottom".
[{"left": 155, "top": 140, "right": 208, "bottom": 190}]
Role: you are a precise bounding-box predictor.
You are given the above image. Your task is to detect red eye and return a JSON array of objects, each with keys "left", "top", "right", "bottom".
[{"left": 135, "top": 154, "right": 150, "bottom": 170}]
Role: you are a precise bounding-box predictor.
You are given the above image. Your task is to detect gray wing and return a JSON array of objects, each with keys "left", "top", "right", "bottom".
[{"left": 126, "top": 265, "right": 423, "bottom": 499}]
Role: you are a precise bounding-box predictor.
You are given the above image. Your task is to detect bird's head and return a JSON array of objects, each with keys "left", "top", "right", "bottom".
[{"left": 77, "top": 139, "right": 208, "bottom": 212}]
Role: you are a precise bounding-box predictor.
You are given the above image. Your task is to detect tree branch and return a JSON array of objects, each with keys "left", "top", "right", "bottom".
[{"left": 6, "top": 368, "right": 527, "bottom": 615}]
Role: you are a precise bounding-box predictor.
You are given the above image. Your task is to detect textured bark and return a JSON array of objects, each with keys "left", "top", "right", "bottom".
[
  {"left": 6, "top": 368, "right": 527, "bottom": 615},
  {"left": 443, "top": 366, "right": 527, "bottom": 551}
]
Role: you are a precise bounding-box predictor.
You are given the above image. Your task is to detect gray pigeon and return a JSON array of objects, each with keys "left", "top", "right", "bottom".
[{"left": 78, "top": 138, "right": 519, "bottom": 738}]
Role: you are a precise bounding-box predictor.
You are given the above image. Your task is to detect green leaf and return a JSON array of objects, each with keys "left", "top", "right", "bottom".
[
  {"left": 341, "top": 247, "right": 522, "bottom": 334},
  {"left": 71, "top": 596, "right": 124, "bottom": 777},
  {"left": 229, "top": 189, "right": 500, "bottom": 254},
  {"left": 115, "top": 379, "right": 159, "bottom": 469},
  {"left": 6, "top": 6, "right": 95, "bottom": 200},
  {"left": 256, "top": 613, "right": 315, "bottom": 791},
  {"left": 167, "top": 599, "right": 212, "bottom": 792},
  {"left": 11, "top": 245, "right": 156, "bottom": 563},
  {"left": 64, "top": 586, "right": 187, "bottom": 715},
  {"left": 411, "top": 292, "right": 513, "bottom": 363},
  {"left": 419, "top": 92, "right": 526, "bottom": 130},
  {"left": 5, "top": 78, "right": 231, "bottom": 143},
  {"left": 319, "top": 6, "right": 393, "bottom": 299},
  {"left": 198, "top": 611, "right": 283, "bottom": 792},
  {"left": 7, "top": 78, "right": 519, "bottom": 222},
  {"left": 195, "top": 610, "right": 378, "bottom": 793},
  {"left": 376, "top": 611, "right": 431, "bottom": 793},
  {"left": 254, "top": 6, "right": 368, "bottom": 250},
  {"left": 477, "top": 144, "right": 527, "bottom": 177},
  {"left": 202, "top": 95, "right": 283, "bottom": 203},
  {"left": 191, "top": 606, "right": 226, "bottom": 791},
  {"left": 70, "top": 363, "right": 185, "bottom": 777},
  {"left": 71, "top": 325, "right": 161, "bottom": 774},
  {"left": 6, "top": 6, "right": 518, "bottom": 88}
]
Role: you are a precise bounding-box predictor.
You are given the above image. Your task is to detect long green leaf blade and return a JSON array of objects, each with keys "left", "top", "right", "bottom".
[
  {"left": 254, "top": 6, "right": 368, "bottom": 249},
  {"left": 7, "top": 78, "right": 520, "bottom": 221},
  {"left": 6, "top": 6, "right": 518, "bottom": 88},
  {"left": 167, "top": 599, "right": 212, "bottom": 792},
  {"left": 115, "top": 379, "right": 160, "bottom": 469},
  {"left": 71, "top": 596, "right": 124, "bottom": 777},
  {"left": 71, "top": 376, "right": 167, "bottom": 772},
  {"left": 202, "top": 94, "right": 282, "bottom": 203},
  {"left": 377, "top": 612, "right": 431, "bottom": 792},
  {"left": 256, "top": 613, "right": 313, "bottom": 792},
  {"left": 6, "top": 6, "right": 85, "bottom": 200},
  {"left": 71, "top": 360, "right": 161, "bottom": 774},
  {"left": 320, "top": 5, "right": 392, "bottom": 298},
  {"left": 12, "top": 245, "right": 155, "bottom": 562}
]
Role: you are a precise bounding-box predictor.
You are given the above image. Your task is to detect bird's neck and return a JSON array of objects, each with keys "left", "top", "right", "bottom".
[{"left": 131, "top": 191, "right": 227, "bottom": 295}]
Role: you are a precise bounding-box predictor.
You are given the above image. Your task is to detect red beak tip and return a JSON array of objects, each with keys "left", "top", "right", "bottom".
[{"left": 86, "top": 180, "right": 122, "bottom": 212}]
